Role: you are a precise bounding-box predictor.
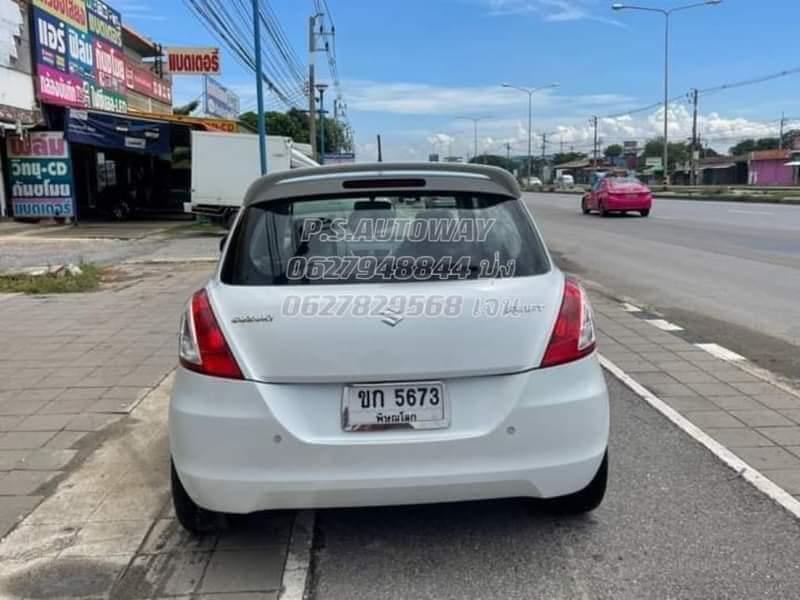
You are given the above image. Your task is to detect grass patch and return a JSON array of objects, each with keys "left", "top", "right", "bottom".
[
  {"left": 0, "top": 264, "right": 103, "bottom": 294},
  {"left": 162, "top": 221, "right": 226, "bottom": 238}
]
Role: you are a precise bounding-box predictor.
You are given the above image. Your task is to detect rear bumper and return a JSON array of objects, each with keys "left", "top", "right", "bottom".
[
  {"left": 169, "top": 356, "right": 609, "bottom": 513},
  {"left": 605, "top": 196, "right": 652, "bottom": 211}
]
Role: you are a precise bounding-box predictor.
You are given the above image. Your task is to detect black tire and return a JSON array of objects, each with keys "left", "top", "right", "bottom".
[
  {"left": 171, "top": 461, "right": 227, "bottom": 535},
  {"left": 546, "top": 452, "right": 608, "bottom": 514},
  {"left": 599, "top": 203, "right": 609, "bottom": 218},
  {"left": 640, "top": 209, "right": 650, "bottom": 217},
  {"left": 581, "top": 198, "right": 591, "bottom": 215}
]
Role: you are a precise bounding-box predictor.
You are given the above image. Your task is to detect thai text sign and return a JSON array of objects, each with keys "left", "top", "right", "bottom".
[
  {"left": 125, "top": 57, "right": 172, "bottom": 104},
  {"left": 6, "top": 132, "right": 76, "bottom": 219},
  {"left": 33, "top": 0, "right": 87, "bottom": 31},
  {"left": 166, "top": 47, "right": 221, "bottom": 75},
  {"left": 86, "top": 0, "right": 122, "bottom": 47}
]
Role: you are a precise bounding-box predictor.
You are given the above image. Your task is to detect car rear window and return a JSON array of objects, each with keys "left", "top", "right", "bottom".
[{"left": 221, "top": 193, "right": 550, "bottom": 286}]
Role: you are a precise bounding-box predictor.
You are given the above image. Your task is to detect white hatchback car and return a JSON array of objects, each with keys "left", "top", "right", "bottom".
[{"left": 170, "top": 162, "right": 609, "bottom": 533}]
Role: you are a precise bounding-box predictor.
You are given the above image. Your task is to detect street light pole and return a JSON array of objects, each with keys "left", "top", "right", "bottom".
[
  {"left": 612, "top": 1, "right": 721, "bottom": 186},
  {"left": 501, "top": 83, "right": 559, "bottom": 182},
  {"left": 252, "top": 0, "right": 268, "bottom": 175},
  {"left": 316, "top": 83, "right": 328, "bottom": 165},
  {"left": 456, "top": 117, "right": 487, "bottom": 164}
]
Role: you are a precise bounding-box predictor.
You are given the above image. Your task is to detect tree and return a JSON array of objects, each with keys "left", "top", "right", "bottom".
[
  {"left": 730, "top": 137, "right": 781, "bottom": 156},
  {"left": 469, "top": 154, "right": 515, "bottom": 172},
  {"left": 642, "top": 137, "right": 690, "bottom": 170},
  {"left": 604, "top": 144, "right": 623, "bottom": 159},
  {"left": 552, "top": 152, "right": 587, "bottom": 165},
  {"left": 173, "top": 100, "right": 199, "bottom": 116},
  {"left": 238, "top": 109, "right": 352, "bottom": 153}
]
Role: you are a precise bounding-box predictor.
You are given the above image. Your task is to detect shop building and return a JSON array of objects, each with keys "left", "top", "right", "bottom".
[{"left": 0, "top": 0, "right": 40, "bottom": 218}]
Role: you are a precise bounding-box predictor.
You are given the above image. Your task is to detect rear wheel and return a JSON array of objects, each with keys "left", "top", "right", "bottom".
[
  {"left": 546, "top": 452, "right": 608, "bottom": 514},
  {"left": 599, "top": 203, "right": 609, "bottom": 218},
  {"left": 640, "top": 209, "right": 650, "bottom": 217},
  {"left": 171, "top": 461, "right": 227, "bottom": 535},
  {"left": 581, "top": 198, "right": 591, "bottom": 214}
]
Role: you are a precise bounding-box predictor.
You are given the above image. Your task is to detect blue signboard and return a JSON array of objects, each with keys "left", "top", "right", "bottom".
[
  {"left": 6, "top": 132, "right": 76, "bottom": 219},
  {"left": 66, "top": 109, "right": 171, "bottom": 155},
  {"left": 204, "top": 76, "right": 240, "bottom": 120}
]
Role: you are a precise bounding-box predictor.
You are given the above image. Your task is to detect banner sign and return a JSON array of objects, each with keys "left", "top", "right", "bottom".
[
  {"left": 6, "top": 132, "right": 75, "bottom": 219},
  {"left": 324, "top": 152, "right": 356, "bottom": 165},
  {"left": 125, "top": 57, "right": 172, "bottom": 104},
  {"left": 32, "top": 0, "right": 130, "bottom": 114},
  {"left": 166, "top": 47, "right": 221, "bottom": 75},
  {"left": 86, "top": 0, "right": 122, "bottom": 47},
  {"left": 203, "top": 76, "right": 239, "bottom": 120},
  {"left": 66, "top": 108, "right": 170, "bottom": 155},
  {"left": 37, "top": 63, "right": 89, "bottom": 108},
  {"left": 93, "top": 38, "right": 125, "bottom": 93},
  {"left": 33, "top": 0, "right": 87, "bottom": 32}
]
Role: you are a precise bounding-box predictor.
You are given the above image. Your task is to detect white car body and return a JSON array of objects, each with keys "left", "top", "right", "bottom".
[{"left": 169, "top": 163, "right": 609, "bottom": 518}]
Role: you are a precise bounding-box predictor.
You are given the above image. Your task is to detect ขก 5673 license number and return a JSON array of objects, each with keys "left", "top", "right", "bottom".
[{"left": 343, "top": 382, "right": 448, "bottom": 431}]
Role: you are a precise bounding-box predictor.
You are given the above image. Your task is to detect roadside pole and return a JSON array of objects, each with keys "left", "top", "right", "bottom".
[
  {"left": 308, "top": 15, "right": 317, "bottom": 162},
  {"left": 690, "top": 88, "right": 699, "bottom": 186},
  {"left": 253, "top": 0, "right": 268, "bottom": 175}
]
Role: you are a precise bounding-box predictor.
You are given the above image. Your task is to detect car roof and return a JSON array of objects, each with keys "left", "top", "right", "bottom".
[{"left": 242, "top": 162, "right": 521, "bottom": 207}]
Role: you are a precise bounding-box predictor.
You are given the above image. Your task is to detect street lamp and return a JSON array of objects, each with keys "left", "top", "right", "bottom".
[
  {"left": 612, "top": 1, "right": 721, "bottom": 185},
  {"left": 456, "top": 117, "right": 489, "bottom": 163},
  {"left": 316, "top": 83, "right": 329, "bottom": 164},
  {"left": 502, "top": 83, "right": 559, "bottom": 182}
]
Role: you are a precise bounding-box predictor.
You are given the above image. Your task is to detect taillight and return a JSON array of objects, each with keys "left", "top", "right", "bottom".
[
  {"left": 540, "top": 278, "right": 596, "bottom": 368},
  {"left": 179, "top": 289, "right": 243, "bottom": 380}
]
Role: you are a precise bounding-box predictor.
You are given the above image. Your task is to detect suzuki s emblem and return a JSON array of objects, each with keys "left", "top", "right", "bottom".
[{"left": 380, "top": 308, "right": 404, "bottom": 327}]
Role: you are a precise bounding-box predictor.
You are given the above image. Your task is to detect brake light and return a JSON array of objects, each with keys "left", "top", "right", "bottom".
[
  {"left": 540, "top": 278, "right": 596, "bottom": 368},
  {"left": 179, "top": 289, "right": 243, "bottom": 380}
]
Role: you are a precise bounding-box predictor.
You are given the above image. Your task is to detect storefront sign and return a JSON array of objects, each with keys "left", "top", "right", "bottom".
[
  {"left": 166, "top": 47, "right": 221, "bottom": 75},
  {"left": 37, "top": 63, "right": 89, "bottom": 108},
  {"left": 66, "top": 109, "right": 171, "bottom": 155},
  {"left": 89, "top": 85, "right": 127, "bottom": 113},
  {"left": 93, "top": 38, "right": 125, "bottom": 94},
  {"left": 125, "top": 57, "right": 172, "bottom": 104},
  {"left": 86, "top": 0, "right": 122, "bottom": 47},
  {"left": 6, "top": 132, "right": 75, "bottom": 219},
  {"left": 33, "top": 8, "right": 68, "bottom": 72},
  {"left": 67, "top": 26, "right": 94, "bottom": 79},
  {"left": 33, "top": 0, "right": 87, "bottom": 32},
  {"left": 204, "top": 76, "right": 239, "bottom": 120}
]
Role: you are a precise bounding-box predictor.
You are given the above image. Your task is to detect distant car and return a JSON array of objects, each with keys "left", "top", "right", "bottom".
[
  {"left": 557, "top": 174, "right": 575, "bottom": 189},
  {"left": 169, "top": 162, "right": 609, "bottom": 533},
  {"left": 523, "top": 176, "right": 543, "bottom": 189},
  {"left": 582, "top": 175, "right": 652, "bottom": 217}
]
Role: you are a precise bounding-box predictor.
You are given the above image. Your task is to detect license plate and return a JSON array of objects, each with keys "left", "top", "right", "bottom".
[
  {"left": 627, "top": 194, "right": 638, "bottom": 200},
  {"left": 342, "top": 382, "right": 448, "bottom": 432}
]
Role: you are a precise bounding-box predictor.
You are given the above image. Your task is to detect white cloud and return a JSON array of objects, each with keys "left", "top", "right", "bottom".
[
  {"left": 346, "top": 79, "right": 632, "bottom": 116},
  {"left": 485, "top": 0, "right": 625, "bottom": 27}
]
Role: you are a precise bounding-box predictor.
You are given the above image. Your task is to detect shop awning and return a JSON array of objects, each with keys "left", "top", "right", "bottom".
[
  {"left": 291, "top": 148, "right": 319, "bottom": 168},
  {"left": 701, "top": 163, "right": 735, "bottom": 170},
  {"left": 784, "top": 161, "right": 800, "bottom": 167},
  {"left": 66, "top": 109, "right": 171, "bottom": 155}
]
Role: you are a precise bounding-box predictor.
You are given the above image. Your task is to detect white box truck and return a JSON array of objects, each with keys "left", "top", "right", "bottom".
[{"left": 188, "top": 131, "right": 318, "bottom": 227}]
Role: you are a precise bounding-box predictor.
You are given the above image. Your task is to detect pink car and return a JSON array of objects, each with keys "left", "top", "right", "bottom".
[{"left": 581, "top": 175, "right": 652, "bottom": 217}]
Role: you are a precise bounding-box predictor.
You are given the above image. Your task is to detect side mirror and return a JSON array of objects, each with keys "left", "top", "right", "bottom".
[{"left": 219, "top": 235, "right": 227, "bottom": 253}]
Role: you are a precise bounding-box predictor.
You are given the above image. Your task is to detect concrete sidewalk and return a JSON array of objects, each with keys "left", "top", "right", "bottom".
[
  {"left": 0, "top": 263, "right": 212, "bottom": 537},
  {"left": 590, "top": 292, "right": 800, "bottom": 500}
]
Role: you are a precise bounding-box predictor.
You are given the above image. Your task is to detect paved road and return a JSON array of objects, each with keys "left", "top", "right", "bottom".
[
  {"left": 311, "top": 376, "right": 800, "bottom": 600},
  {"left": 524, "top": 194, "right": 800, "bottom": 380}
]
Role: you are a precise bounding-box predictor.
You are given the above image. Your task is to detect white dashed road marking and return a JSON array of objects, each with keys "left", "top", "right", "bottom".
[
  {"left": 620, "top": 302, "right": 642, "bottom": 313},
  {"left": 729, "top": 209, "right": 774, "bottom": 216},
  {"left": 695, "top": 343, "right": 746, "bottom": 362},
  {"left": 645, "top": 319, "right": 685, "bottom": 332}
]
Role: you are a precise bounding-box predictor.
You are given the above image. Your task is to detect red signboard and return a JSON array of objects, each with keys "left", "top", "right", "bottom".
[
  {"left": 124, "top": 57, "right": 172, "bottom": 104},
  {"left": 165, "top": 47, "right": 221, "bottom": 75}
]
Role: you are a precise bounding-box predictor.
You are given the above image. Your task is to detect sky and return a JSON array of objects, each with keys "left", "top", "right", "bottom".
[{"left": 116, "top": 0, "right": 800, "bottom": 161}]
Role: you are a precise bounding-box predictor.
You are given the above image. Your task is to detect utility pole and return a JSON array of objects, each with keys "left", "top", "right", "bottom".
[
  {"left": 591, "top": 116, "right": 599, "bottom": 169},
  {"left": 689, "top": 88, "right": 699, "bottom": 185},
  {"left": 308, "top": 15, "right": 318, "bottom": 162},
  {"left": 506, "top": 142, "right": 511, "bottom": 161},
  {"left": 560, "top": 136, "right": 565, "bottom": 154},
  {"left": 779, "top": 111, "right": 786, "bottom": 149},
  {"left": 252, "top": 0, "right": 268, "bottom": 175},
  {"left": 317, "top": 84, "right": 328, "bottom": 164},
  {"left": 541, "top": 133, "right": 547, "bottom": 177},
  {"left": 377, "top": 134, "right": 383, "bottom": 162}
]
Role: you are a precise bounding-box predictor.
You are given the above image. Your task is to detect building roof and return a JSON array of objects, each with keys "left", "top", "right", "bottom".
[
  {"left": 555, "top": 158, "right": 592, "bottom": 169},
  {"left": 122, "top": 25, "right": 161, "bottom": 58},
  {"left": 749, "top": 149, "right": 790, "bottom": 162}
]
